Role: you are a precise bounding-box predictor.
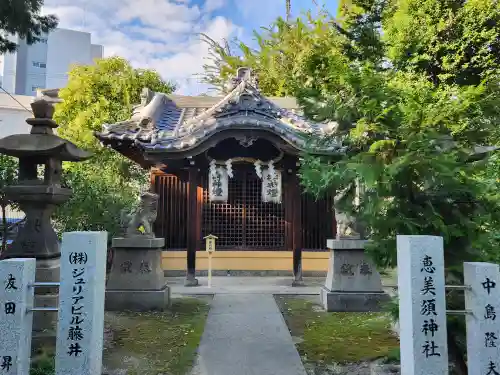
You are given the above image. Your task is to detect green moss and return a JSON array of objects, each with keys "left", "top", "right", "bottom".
[
  {"left": 28, "top": 298, "right": 209, "bottom": 375},
  {"left": 383, "top": 347, "right": 401, "bottom": 364},
  {"left": 30, "top": 347, "right": 55, "bottom": 375},
  {"left": 276, "top": 296, "right": 399, "bottom": 364},
  {"left": 103, "top": 297, "right": 210, "bottom": 375}
]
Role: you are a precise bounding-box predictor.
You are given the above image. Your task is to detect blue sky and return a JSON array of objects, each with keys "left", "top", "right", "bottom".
[{"left": 42, "top": 0, "right": 339, "bottom": 94}]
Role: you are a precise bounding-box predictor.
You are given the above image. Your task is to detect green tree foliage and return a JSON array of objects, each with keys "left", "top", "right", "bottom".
[
  {"left": 56, "top": 57, "right": 176, "bottom": 151},
  {"left": 201, "top": 13, "right": 338, "bottom": 97},
  {"left": 0, "top": 155, "right": 18, "bottom": 254},
  {"left": 383, "top": 0, "right": 500, "bottom": 86},
  {"left": 0, "top": 0, "right": 58, "bottom": 53},
  {"left": 53, "top": 57, "right": 176, "bottom": 237},
  {"left": 203, "top": 0, "right": 500, "bottom": 88},
  {"left": 336, "top": 0, "right": 387, "bottom": 63},
  {"left": 53, "top": 154, "right": 138, "bottom": 238},
  {"left": 298, "top": 65, "right": 500, "bottom": 375},
  {"left": 300, "top": 68, "right": 500, "bottom": 267}
]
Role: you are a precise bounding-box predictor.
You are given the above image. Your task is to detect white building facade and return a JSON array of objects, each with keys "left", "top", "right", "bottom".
[
  {"left": 1, "top": 28, "right": 103, "bottom": 96},
  {"left": 0, "top": 92, "right": 32, "bottom": 138},
  {"left": 0, "top": 92, "right": 34, "bottom": 222}
]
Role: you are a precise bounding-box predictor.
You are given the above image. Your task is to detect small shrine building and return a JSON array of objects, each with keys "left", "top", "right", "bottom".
[{"left": 93, "top": 68, "right": 345, "bottom": 283}]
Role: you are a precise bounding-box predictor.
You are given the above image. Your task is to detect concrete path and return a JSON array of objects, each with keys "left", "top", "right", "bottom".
[
  {"left": 190, "top": 294, "right": 307, "bottom": 375},
  {"left": 169, "top": 276, "right": 323, "bottom": 296}
]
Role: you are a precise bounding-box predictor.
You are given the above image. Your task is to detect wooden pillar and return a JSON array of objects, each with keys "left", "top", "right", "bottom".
[
  {"left": 291, "top": 172, "right": 303, "bottom": 286},
  {"left": 284, "top": 172, "right": 293, "bottom": 252},
  {"left": 150, "top": 169, "right": 159, "bottom": 237},
  {"left": 331, "top": 191, "right": 337, "bottom": 239},
  {"left": 185, "top": 166, "right": 199, "bottom": 286}
]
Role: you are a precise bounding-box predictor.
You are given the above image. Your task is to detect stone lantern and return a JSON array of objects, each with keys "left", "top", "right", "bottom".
[{"left": 0, "top": 97, "right": 92, "bottom": 334}]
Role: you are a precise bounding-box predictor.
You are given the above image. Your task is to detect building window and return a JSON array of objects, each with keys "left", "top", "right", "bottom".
[{"left": 32, "top": 61, "right": 46, "bottom": 68}]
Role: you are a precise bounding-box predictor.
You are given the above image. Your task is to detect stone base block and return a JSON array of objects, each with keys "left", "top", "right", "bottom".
[
  {"left": 292, "top": 279, "right": 306, "bottom": 287},
  {"left": 184, "top": 273, "right": 199, "bottom": 286},
  {"left": 107, "top": 247, "right": 165, "bottom": 290},
  {"left": 105, "top": 286, "right": 170, "bottom": 312},
  {"left": 112, "top": 236, "right": 165, "bottom": 248},
  {"left": 321, "top": 286, "right": 390, "bottom": 312}
]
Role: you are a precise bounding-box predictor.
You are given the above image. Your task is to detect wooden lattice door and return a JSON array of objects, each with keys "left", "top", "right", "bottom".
[{"left": 202, "top": 168, "right": 285, "bottom": 250}]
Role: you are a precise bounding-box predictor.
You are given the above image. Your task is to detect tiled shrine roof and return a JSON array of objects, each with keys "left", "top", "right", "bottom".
[{"left": 94, "top": 69, "right": 345, "bottom": 154}]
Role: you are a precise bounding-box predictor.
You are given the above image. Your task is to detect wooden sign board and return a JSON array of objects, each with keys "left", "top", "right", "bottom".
[{"left": 204, "top": 235, "right": 218, "bottom": 253}]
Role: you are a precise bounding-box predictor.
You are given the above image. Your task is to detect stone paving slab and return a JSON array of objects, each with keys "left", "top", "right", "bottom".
[
  {"left": 168, "top": 276, "right": 398, "bottom": 298},
  {"left": 168, "top": 276, "right": 323, "bottom": 296},
  {"left": 190, "top": 294, "right": 307, "bottom": 375}
]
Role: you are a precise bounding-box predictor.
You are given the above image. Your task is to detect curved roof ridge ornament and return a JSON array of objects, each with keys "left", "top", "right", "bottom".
[
  {"left": 224, "top": 67, "right": 259, "bottom": 93},
  {"left": 102, "top": 87, "right": 157, "bottom": 134},
  {"left": 181, "top": 79, "right": 247, "bottom": 131}
]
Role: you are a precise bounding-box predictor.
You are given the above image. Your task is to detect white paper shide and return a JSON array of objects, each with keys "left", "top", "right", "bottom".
[
  {"left": 261, "top": 166, "right": 282, "bottom": 204},
  {"left": 208, "top": 160, "right": 229, "bottom": 202}
]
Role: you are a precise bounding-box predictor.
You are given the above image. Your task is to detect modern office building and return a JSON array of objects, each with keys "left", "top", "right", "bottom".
[{"left": 0, "top": 28, "right": 103, "bottom": 96}]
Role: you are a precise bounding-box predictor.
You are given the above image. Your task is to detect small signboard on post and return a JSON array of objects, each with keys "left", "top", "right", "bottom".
[
  {"left": 0, "top": 258, "right": 36, "bottom": 375},
  {"left": 464, "top": 262, "right": 500, "bottom": 375},
  {"left": 397, "top": 235, "right": 449, "bottom": 375},
  {"left": 205, "top": 234, "right": 217, "bottom": 254},
  {"left": 55, "top": 231, "right": 107, "bottom": 375},
  {"left": 204, "top": 234, "right": 218, "bottom": 288}
]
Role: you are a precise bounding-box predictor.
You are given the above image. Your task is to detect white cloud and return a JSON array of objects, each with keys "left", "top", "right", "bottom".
[
  {"left": 42, "top": 0, "right": 240, "bottom": 94},
  {"left": 204, "top": 0, "right": 226, "bottom": 13}
]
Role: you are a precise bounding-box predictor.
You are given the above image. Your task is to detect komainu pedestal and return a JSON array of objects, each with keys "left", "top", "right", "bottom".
[
  {"left": 105, "top": 191, "right": 169, "bottom": 311},
  {"left": 321, "top": 239, "right": 389, "bottom": 312},
  {"left": 106, "top": 237, "right": 170, "bottom": 311}
]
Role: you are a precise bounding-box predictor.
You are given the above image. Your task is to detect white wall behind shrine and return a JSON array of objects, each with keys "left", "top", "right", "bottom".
[{"left": 0, "top": 93, "right": 33, "bottom": 138}]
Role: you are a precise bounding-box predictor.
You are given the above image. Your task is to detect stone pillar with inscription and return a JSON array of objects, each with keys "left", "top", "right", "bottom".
[
  {"left": 397, "top": 235, "right": 449, "bottom": 375},
  {"left": 55, "top": 232, "right": 107, "bottom": 375},
  {"left": 320, "top": 239, "right": 389, "bottom": 312},
  {"left": 0, "top": 258, "right": 36, "bottom": 375},
  {"left": 105, "top": 191, "right": 170, "bottom": 311},
  {"left": 464, "top": 262, "right": 500, "bottom": 375},
  {"left": 0, "top": 98, "right": 92, "bottom": 337}
]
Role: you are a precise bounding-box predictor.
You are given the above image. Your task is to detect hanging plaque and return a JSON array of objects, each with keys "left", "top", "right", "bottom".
[
  {"left": 209, "top": 166, "right": 228, "bottom": 202},
  {"left": 262, "top": 169, "right": 282, "bottom": 203}
]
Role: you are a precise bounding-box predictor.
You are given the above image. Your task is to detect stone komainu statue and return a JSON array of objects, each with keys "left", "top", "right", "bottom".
[
  {"left": 120, "top": 191, "right": 159, "bottom": 237},
  {"left": 333, "top": 183, "right": 361, "bottom": 239}
]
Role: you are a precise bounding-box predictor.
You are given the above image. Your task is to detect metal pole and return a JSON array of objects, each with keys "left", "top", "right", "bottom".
[
  {"left": 27, "top": 307, "right": 58, "bottom": 312},
  {"left": 29, "top": 282, "right": 60, "bottom": 288},
  {"left": 445, "top": 310, "right": 471, "bottom": 315},
  {"left": 382, "top": 284, "right": 471, "bottom": 290},
  {"left": 208, "top": 253, "right": 212, "bottom": 288},
  {"left": 445, "top": 285, "right": 471, "bottom": 290}
]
